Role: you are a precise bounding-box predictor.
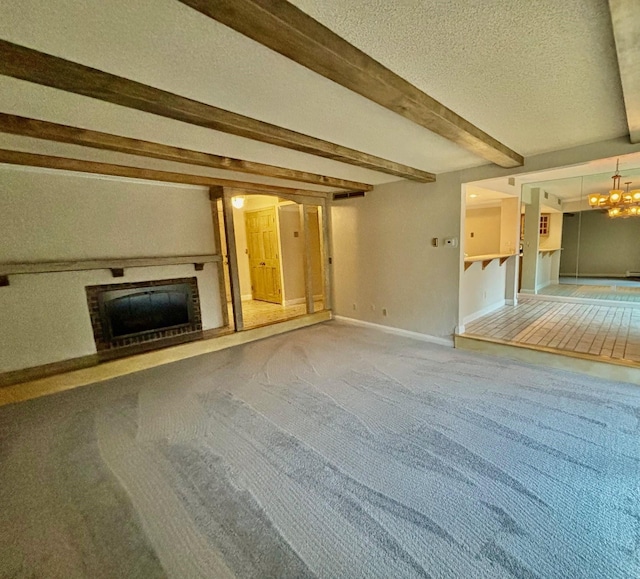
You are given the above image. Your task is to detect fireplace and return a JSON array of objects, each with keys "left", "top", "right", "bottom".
[{"left": 86, "top": 277, "right": 202, "bottom": 355}]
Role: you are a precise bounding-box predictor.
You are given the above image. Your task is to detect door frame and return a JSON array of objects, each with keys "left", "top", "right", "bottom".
[{"left": 211, "top": 187, "right": 332, "bottom": 332}]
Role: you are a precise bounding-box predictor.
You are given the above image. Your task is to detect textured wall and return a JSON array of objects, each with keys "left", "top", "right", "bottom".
[
  {"left": 0, "top": 166, "right": 223, "bottom": 372},
  {"left": 331, "top": 172, "right": 462, "bottom": 340}
]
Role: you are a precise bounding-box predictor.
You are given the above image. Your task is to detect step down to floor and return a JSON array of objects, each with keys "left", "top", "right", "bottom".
[{"left": 455, "top": 334, "right": 640, "bottom": 386}]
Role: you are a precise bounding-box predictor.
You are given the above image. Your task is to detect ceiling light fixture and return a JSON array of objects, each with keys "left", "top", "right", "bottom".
[
  {"left": 588, "top": 159, "right": 640, "bottom": 217},
  {"left": 469, "top": 193, "right": 478, "bottom": 198},
  {"left": 231, "top": 196, "right": 245, "bottom": 209}
]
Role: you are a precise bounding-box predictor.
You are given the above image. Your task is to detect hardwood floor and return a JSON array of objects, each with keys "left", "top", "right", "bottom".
[
  {"left": 228, "top": 299, "right": 326, "bottom": 329},
  {"left": 464, "top": 297, "right": 640, "bottom": 365},
  {"left": 538, "top": 281, "right": 640, "bottom": 303}
]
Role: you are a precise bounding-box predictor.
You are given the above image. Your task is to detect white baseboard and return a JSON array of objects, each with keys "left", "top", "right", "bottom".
[
  {"left": 559, "top": 273, "right": 627, "bottom": 279},
  {"left": 535, "top": 281, "right": 551, "bottom": 292},
  {"left": 505, "top": 298, "right": 517, "bottom": 306},
  {"left": 518, "top": 292, "right": 640, "bottom": 309},
  {"left": 241, "top": 293, "right": 253, "bottom": 301},
  {"left": 462, "top": 300, "right": 506, "bottom": 325},
  {"left": 333, "top": 316, "right": 454, "bottom": 347}
]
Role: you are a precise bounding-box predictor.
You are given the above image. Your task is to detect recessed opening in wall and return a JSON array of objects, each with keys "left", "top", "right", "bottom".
[
  {"left": 220, "top": 193, "right": 328, "bottom": 330},
  {"left": 86, "top": 277, "right": 202, "bottom": 357}
]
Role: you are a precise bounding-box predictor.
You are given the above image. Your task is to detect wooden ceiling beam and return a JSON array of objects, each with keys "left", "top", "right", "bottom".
[
  {"left": 608, "top": 0, "right": 640, "bottom": 143},
  {"left": 178, "top": 0, "right": 524, "bottom": 169},
  {"left": 0, "top": 148, "right": 332, "bottom": 198},
  {"left": 0, "top": 113, "right": 373, "bottom": 191},
  {"left": 0, "top": 40, "right": 434, "bottom": 183}
]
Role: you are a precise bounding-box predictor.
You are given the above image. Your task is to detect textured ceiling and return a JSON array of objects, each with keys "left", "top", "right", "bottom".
[
  {"left": 292, "top": 0, "right": 628, "bottom": 156},
  {"left": 0, "top": 0, "right": 631, "bottom": 185}
]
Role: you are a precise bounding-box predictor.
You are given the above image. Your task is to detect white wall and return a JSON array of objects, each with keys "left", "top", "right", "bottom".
[
  {"left": 539, "top": 212, "right": 563, "bottom": 250},
  {"left": 331, "top": 172, "right": 462, "bottom": 340},
  {"left": 465, "top": 206, "right": 501, "bottom": 256},
  {"left": 279, "top": 204, "right": 305, "bottom": 303},
  {"left": 460, "top": 259, "right": 508, "bottom": 323},
  {"left": 461, "top": 198, "right": 519, "bottom": 323},
  {"left": 0, "top": 165, "right": 224, "bottom": 372},
  {"left": 232, "top": 205, "right": 252, "bottom": 299},
  {"left": 536, "top": 252, "right": 561, "bottom": 290},
  {"left": 499, "top": 197, "right": 520, "bottom": 255}
]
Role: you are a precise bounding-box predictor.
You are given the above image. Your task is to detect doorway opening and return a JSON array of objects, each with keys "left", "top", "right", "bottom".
[{"left": 215, "top": 194, "right": 328, "bottom": 330}]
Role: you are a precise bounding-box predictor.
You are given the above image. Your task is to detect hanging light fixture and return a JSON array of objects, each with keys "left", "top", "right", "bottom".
[
  {"left": 231, "top": 195, "right": 245, "bottom": 209},
  {"left": 588, "top": 159, "right": 640, "bottom": 217}
]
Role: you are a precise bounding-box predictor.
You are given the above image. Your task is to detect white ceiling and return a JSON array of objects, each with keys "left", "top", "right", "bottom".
[
  {"left": 0, "top": 0, "right": 631, "bottom": 187},
  {"left": 465, "top": 185, "right": 514, "bottom": 207}
]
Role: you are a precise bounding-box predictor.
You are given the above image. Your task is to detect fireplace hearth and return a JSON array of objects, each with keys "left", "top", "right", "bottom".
[{"left": 86, "top": 277, "right": 202, "bottom": 354}]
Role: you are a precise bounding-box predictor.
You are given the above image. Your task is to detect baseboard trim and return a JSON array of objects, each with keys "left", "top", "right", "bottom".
[
  {"left": 559, "top": 273, "right": 628, "bottom": 279},
  {"left": 0, "top": 311, "right": 332, "bottom": 408},
  {"left": 0, "top": 354, "right": 99, "bottom": 388},
  {"left": 462, "top": 300, "right": 506, "bottom": 325},
  {"left": 519, "top": 292, "right": 640, "bottom": 309},
  {"left": 333, "top": 316, "right": 454, "bottom": 347}
]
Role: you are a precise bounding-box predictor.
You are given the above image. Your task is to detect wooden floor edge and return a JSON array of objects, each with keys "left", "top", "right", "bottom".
[
  {"left": 0, "top": 311, "right": 332, "bottom": 407},
  {"left": 455, "top": 334, "right": 640, "bottom": 386}
]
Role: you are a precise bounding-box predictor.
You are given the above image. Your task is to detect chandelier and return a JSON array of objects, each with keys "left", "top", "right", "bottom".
[{"left": 588, "top": 159, "right": 640, "bottom": 217}]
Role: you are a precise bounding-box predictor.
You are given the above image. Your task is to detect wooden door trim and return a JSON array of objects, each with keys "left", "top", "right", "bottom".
[{"left": 220, "top": 189, "right": 244, "bottom": 331}]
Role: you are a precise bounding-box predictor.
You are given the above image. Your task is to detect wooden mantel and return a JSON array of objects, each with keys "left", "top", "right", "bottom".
[{"left": 0, "top": 254, "right": 221, "bottom": 282}]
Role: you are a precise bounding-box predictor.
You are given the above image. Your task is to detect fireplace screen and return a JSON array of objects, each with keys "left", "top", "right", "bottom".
[
  {"left": 101, "top": 284, "right": 192, "bottom": 339},
  {"left": 86, "top": 277, "right": 202, "bottom": 351}
]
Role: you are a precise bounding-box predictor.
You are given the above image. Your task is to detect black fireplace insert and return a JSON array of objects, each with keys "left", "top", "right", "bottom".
[
  {"left": 100, "top": 283, "right": 193, "bottom": 339},
  {"left": 86, "top": 277, "right": 202, "bottom": 352}
]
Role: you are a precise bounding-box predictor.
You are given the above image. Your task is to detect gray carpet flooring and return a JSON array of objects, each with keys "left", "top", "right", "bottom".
[{"left": 1, "top": 321, "right": 639, "bottom": 578}]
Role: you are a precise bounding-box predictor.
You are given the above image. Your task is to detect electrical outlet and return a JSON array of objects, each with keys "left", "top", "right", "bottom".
[
  {"left": 382, "top": 308, "right": 388, "bottom": 317},
  {"left": 370, "top": 304, "right": 376, "bottom": 311},
  {"left": 352, "top": 303, "right": 357, "bottom": 311}
]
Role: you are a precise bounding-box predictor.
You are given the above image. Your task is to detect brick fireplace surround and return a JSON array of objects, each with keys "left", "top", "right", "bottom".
[{"left": 86, "top": 277, "right": 202, "bottom": 357}]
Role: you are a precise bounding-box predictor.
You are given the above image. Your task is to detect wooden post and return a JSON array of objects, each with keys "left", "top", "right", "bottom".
[
  {"left": 220, "top": 189, "right": 244, "bottom": 331},
  {"left": 521, "top": 187, "right": 541, "bottom": 294},
  {"left": 323, "top": 200, "right": 334, "bottom": 311},
  {"left": 210, "top": 189, "right": 230, "bottom": 329},
  {"left": 299, "top": 204, "right": 314, "bottom": 314},
  {"left": 318, "top": 202, "right": 332, "bottom": 312}
]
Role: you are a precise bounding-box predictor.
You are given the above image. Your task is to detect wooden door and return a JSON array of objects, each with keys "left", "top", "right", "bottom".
[{"left": 245, "top": 207, "right": 282, "bottom": 303}]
